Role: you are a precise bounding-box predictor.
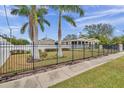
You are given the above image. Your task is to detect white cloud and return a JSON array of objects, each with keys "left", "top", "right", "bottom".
[
  {"left": 73, "top": 6, "right": 124, "bottom": 31},
  {"left": 76, "top": 6, "right": 124, "bottom": 22},
  {"left": 0, "top": 25, "right": 21, "bottom": 35},
  {"left": 115, "top": 29, "right": 121, "bottom": 33},
  {"left": 77, "top": 16, "right": 124, "bottom": 29},
  {"left": 0, "top": 27, "right": 10, "bottom": 35}
]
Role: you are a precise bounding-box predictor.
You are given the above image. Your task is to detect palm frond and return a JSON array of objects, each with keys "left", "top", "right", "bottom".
[
  {"left": 52, "top": 5, "right": 84, "bottom": 17},
  {"left": 11, "top": 5, "right": 29, "bottom": 16},
  {"left": 11, "top": 9, "right": 19, "bottom": 15},
  {"left": 21, "top": 22, "right": 28, "bottom": 34},
  {"left": 37, "top": 7, "right": 48, "bottom": 17},
  {"left": 38, "top": 20, "right": 45, "bottom": 32},
  {"left": 63, "top": 15, "right": 76, "bottom": 27},
  {"left": 49, "top": 5, "right": 59, "bottom": 11},
  {"left": 65, "top": 5, "right": 84, "bottom": 16},
  {"left": 43, "top": 19, "right": 50, "bottom": 27}
]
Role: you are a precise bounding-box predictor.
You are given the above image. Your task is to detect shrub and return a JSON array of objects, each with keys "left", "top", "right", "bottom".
[
  {"left": 39, "top": 50, "right": 48, "bottom": 58},
  {"left": 11, "top": 50, "right": 30, "bottom": 55},
  {"left": 45, "top": 48, "right": 70, "bottom": 52}
]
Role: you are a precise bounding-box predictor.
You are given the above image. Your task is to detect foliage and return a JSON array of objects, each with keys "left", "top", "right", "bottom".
[
  {"left": 78, "top": 32, "right": 87, "bottom": 38},
  {"left": 5, "top": 37, "right": 30, "bottom": 45},
  {"left": 63, "top": 32, "right": 87, "bottom": 41},
  {"left": 63, "top": 34, "right": 78, "bottom": 40},
  {"left": 11, "top": 50, "right": 30, "bottom": 55},
  {"left": 11, "top": 5, "right": 50, "bottom": 41},
  {"left": 50, "top": 5, "right": 84, "bottom": 32},
  {"left": 99, "top": 36, "right": 111, "bottom": 45},
  {"left": 39, "top": 50, "right": 48, "bottom": 58},
  {"left": 111, "top": 36, "right": 124, "bottom": 44},
  {"left": 84, "top": 23, "right": 114, "bottom": 44},
  {"left": 45, "top": 48, "right": 70, "bottom": 52}
]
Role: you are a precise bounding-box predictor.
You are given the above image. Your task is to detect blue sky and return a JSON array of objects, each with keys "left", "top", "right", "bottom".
[{"left": 0, "top": 5, "right": 124, "bottom": 41}]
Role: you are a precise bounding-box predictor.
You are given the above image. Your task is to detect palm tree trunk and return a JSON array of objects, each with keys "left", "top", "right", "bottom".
[
  {"left": 58, "top": 12, "right": 63, "bottom": 57},
  {"left": 33, "top": 24, "right": 40, "bottom": 60},
  {"left": 31, "top": 6, "right": 40, "bottom": 60}
]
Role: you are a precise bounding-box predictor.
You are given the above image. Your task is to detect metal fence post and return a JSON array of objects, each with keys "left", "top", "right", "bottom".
[
  {"left": 98, "top": 44, "right": 100, "bottom": 56},
  {"left": 110, "top": 45, "right": 112, "bottom": 54},
  {"left": 32, "top": 41, "right": 35, "bottom": 70},
  {"left": 113, "top": 45, "right": 115, "bottom": 53},
  {"left": 72, "top": 44, "right": 74, "bottom": 62},
  {"left": 56, "top": 43, "right": 59, "bottom": 64},
  {"left": 83, "top": 44, "right": 85, "bottom": 59},
  {"left": 107, "top": 45, "right": 109, "bottom": 55},
  {"left": 91, "top": 43, "right": 93, "bottom": 57},
  {"left": 108, "top": 45, "right": 110, "bottom": 54},
  {"left": 103, "top": 45, "right": 104, "bottom": 55},
  {"left": 82, "top": 44, "right": 83, "bottom": 59}
]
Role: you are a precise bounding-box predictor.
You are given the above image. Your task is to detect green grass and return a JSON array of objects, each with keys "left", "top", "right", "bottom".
[{"left": 50, "top": 56, "right": 124, "bottom": 88}]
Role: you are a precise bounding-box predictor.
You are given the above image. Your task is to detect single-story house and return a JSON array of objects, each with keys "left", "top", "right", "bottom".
[
  {"left": 62, "top": 37, "right": 100, "bottom": 48},
  {"left": 38, "top": 37, "right": 55, "bottom": 45}
]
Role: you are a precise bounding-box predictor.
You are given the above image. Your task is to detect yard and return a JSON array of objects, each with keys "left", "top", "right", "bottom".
[
  {"left": 50, "top": 56, "right": 124, "bottom": 88},
  {"left": 0, "top": 48, "right": 116, "bottom": 75}
]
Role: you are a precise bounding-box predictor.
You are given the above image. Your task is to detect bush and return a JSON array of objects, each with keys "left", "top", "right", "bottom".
[
  {"left": 45, "top": 49, "right": 57, "bottom": 52},
  {"left": 5, "top": 38, "right": 30, "bottom": 45},
  {"left": 45, "top": 48, "right": 70, "bottom": 52},
  {"left": 62, "top": 48, "right": 70, "bottom": 51},
  {"left": 11, "top": 50, "right": 30, "bottom": 55},
  {"left": 39, "top": 50, "right": 48, "bottom": 58}
]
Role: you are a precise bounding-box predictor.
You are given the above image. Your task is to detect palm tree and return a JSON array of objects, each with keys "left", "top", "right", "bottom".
[
  {"left": 51, "top": 5, "right": 84, "bottom": 57},
  {"left": 11, "top": 5, "right": 50, "bottom": 59}
]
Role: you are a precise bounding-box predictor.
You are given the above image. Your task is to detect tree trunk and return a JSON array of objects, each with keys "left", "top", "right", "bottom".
[
  {"left": 58, "top": 12, "right": 63, "bottom": 57},
  {"left": 31, "top": 6, "right": 40, "bottom": 60},
  {"left": 32, "top": 26, "right": 40, "bottom": 60}
]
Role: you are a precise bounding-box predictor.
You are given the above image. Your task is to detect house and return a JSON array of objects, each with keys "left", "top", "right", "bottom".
[
  {"left": 62, "top": 37, "right": 100, "bottom": 48},
  {"left": 38, "top": 37, "right": 55, "bottom": 45}
]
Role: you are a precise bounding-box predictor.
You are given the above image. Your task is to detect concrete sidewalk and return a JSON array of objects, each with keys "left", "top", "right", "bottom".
[{"left": 0, "top": 52, "right": 124, "bottom": 88}]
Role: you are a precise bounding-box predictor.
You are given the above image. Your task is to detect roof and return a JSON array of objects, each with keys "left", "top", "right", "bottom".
[
  {"left": 63, "top": 37, "right": 100, "bottom": 42},
  {"left": 39, "top": 37, "right": 55, "bottom": 41}
]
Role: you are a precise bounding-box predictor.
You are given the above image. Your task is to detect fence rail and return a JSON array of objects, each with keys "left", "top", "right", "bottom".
[{"left": 0, "top": 43, "right": 119, "bottom": 82}]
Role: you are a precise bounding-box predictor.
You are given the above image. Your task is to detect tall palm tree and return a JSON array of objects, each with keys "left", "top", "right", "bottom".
[
  {"left": 11, "top": 5, "right": 50, "bottom": 59},
  {"left": 51, "top": 5, "right": 84, "bottom": 57}
]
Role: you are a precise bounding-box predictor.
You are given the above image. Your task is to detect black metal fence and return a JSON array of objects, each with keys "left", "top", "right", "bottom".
[{"left": 0, "top": 43, "right": 119, "bottom": 82}]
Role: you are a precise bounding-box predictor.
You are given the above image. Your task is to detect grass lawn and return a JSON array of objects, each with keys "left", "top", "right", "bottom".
[
  {"left": 50, "top": 56, "right": 124, "bottom": 88},
  {"left": 0, "top": 48, "right": 116, "bottom": 75}
]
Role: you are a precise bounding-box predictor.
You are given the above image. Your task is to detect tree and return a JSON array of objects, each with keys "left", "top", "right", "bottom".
[
  {"left": 51, "top": 5, "right": 84, "bottom": 57},
  {"left": 111, "top": 36, "right": 124, "bottom": 44},
  {"left": 17, "top": 39, "right": 30, "bottom": 45},
  {"left": 78, "top": 32, "right": 87, "bottom": 38},
  {"left": 11, "top": 5, "right": 50, "bottom": 59},
  {"left": 99, "top": 36, "right": 111, "bottom": 45},
  {"left": 5, "top": 38, "right": 30, "bottom": 45},
  {"left": 84, "top": 23, "right": 114, "bottom": 44},
  {"left": 63, "top": 34, "right": 77, "bottom": 40}
]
